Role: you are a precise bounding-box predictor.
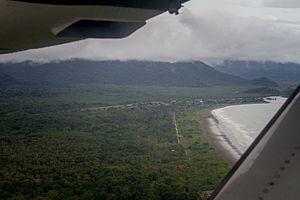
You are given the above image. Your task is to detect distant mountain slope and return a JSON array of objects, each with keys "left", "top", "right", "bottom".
[
  {"left": 250, "top": 77, "right": 279, "bottom": 87},
  {"left": 0, "top": 72, "right": 19, "bottom": 88},
  {"left": 214, "top": 60, "right": 300, "bottom": 83},
  {"left": 0, "top": 60, "right": 249, "bottom": 87}
]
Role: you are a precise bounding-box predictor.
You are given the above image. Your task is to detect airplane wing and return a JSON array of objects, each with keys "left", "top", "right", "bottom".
[
  {"left": 210, "top": 84, "right": 300, "bottom": 200},
  {"left": 0, "top": 0, "right": 188, "bottom": 54}
]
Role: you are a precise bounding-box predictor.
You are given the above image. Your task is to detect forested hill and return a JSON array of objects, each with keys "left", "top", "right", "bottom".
[
  {"left": 214, "top": 60, "right": 300, "bottom": 84},
  {"left": 0, "top": 60, "right": 249, "bottom": 87},
  {"left": 0, "top": 73, "right": 19, "bottom": 87}
]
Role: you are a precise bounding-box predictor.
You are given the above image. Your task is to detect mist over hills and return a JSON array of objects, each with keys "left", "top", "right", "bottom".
[
  {"left": 0, "top": 60, "right": 250, "bottom": 87},
  {"left": 214, "top": 60, "right": 300, "bottom": 84},
  {"left": 1, "top": 60, "right": 296, "bottom": 89}
]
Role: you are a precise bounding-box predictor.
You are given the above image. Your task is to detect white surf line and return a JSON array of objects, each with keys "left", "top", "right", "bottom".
[{"left": 173, "top": 112, "right": 187, "bottom": 155}]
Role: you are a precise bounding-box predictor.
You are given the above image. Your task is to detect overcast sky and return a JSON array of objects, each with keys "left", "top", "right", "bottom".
[{"left": 1, "top": 0, "right": 300, "bottom": 63}]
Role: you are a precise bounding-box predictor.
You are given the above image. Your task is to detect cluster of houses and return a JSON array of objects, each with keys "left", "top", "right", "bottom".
[{"left": 82, "top": 96, "right": 263, "bottom": 112}]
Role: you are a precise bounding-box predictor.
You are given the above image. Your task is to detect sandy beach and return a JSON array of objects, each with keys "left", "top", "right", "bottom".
[
  {"left": 202, "top": 109, "right": 238, "bottom": 167},
  {"left": 202, "top": 97, "right": 287, "bottom": 167}
]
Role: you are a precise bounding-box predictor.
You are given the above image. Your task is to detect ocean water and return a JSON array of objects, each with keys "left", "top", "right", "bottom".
[{"left": 210, "top": 96, "right": 287, "bottom": 159}]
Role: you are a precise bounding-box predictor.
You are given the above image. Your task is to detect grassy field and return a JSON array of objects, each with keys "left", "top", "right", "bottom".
[{"left": 0, "top": 84, "right": 272, "bottom": 200}]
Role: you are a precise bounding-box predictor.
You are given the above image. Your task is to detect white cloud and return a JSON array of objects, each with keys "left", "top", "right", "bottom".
[
  {"left": 1, "top": 0, "right": 300, "bottom": 63},
  {"left": 263, "top": 0, "right": 300, "bottom": 8}
]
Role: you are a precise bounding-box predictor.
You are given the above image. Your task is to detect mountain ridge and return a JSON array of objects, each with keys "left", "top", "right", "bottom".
[
  {"left": 0, "top": 60, "right": 250, "bottom": 87},
  {"left": 214, "top": 60, "right": 300, "bottom": 84}
]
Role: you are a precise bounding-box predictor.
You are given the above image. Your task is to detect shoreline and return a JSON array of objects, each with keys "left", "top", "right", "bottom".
[
  {"left": 202, "top": 108, "right": 239, "bottom": 167},
  {"left": 201, "top": 96, "right": 286, "bottom": 167}
]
